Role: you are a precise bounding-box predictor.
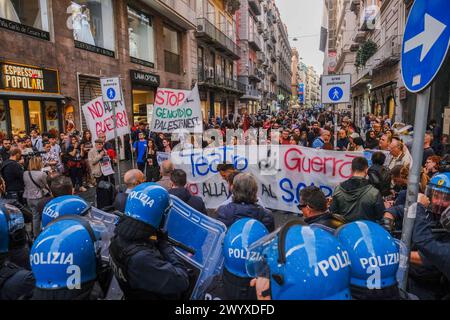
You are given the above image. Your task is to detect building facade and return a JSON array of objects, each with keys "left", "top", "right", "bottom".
[
  {"left": 275, "top": 13, "right": 292, "bottom": 110},
  {"left": 0, "top": 0, "right": 198, "bottom": 139}
]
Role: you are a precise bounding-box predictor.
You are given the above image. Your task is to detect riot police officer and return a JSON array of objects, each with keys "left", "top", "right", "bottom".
[
  {"left": 109, "top": 183, "right": 190, "bottom": 300},
  {"left": 41, "top": 195, "right": 91, "bottom": 228},
  {"left": 203, "top": 218, "right": 268, "bottom": 300},
  {"left": 335, "top": 221, "right": 402, "bottom": 299},
  {"left": 0, "top": 202, "right": 34, "bottom": 300},
  {"left": 247, "top": 220, "right": 351, "bottom": 300},
  {"left": 410, "top": 172, "right": 450, "bottom": 299},
  {"left": 30, "top": 215, "right": 112, "bottom": 300}
]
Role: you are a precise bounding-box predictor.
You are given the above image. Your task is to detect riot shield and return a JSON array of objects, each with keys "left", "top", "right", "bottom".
[
  {"left": 86, "top": 207, "right": 119, "bottom": 262},
  {"left": 163, "top": 195, "right": 227, "bottom": 300}
]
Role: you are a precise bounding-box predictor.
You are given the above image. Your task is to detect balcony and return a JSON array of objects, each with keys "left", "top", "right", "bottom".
[
  {"left": 241, "top": 87, "right": 262, "bottom": 100},
  {"left": 350, "top": 0, "right": 360, "bottom": 12},
  {"left": 198, "top": 67, "right": 245, "bottom": 94},
  {"left": 270, "top": 49, "right": 276, "bottom": 62},
  {"left": 270, "top": 33, "right": 277, "bottom": 44},
  {"left": 249, "top": 66, "right": 263, "bottom": 82},
  {"left": 142, "top": 0, "right": 196, "bottom": 30},
  {"left": 249, "top": 32, "right": 262, "bottom": 51},
  {"left": 196, "top": 18, "right": 240, "bottom": 60},
  {"left": 257, "top": 51, "right": 265, "bottom": 63},
  {"left": 248, "top": 0, "right": 261, "bottom": 15},
  {"left": 257, "top": 21, "right": 264, "bottom": 34},
  {"left": 262, "top": 31, "right": 269, "bottom": 41},
  {"left": 353, "top": 30, "right": 367, "bottom": 43},
  {"left": 353, "top": 35, "right": 402, "bottom": 87}
]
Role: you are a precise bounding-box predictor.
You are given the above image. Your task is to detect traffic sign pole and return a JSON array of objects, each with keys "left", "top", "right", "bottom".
[
  {"left": 112, "top": 101, "right": 122, "bottom": 186},
  {"left": 399, "top": 87, "right": 431, "bottom": 291}
]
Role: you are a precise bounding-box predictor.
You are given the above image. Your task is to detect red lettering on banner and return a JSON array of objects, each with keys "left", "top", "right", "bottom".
[
  {"left": 168, "top": 91, "right": 178, "bottom": 106},
  {"left": 155, "top": 90, "right": 165, "bottom": 105},
  {"left": 178, "top": 92, "right": 185, "bottom": 105},
  {"left": 88, "top": 101, "right": 104, "bottom": 119},
  {"left": 188, "top": 183, "right": 199, "bottom": 196},
  {"left": 284, "top": 147, "right": 356, "bottom": 179},
  {"left": 96, "top": 122, "right": 105, "bottom": 137}
]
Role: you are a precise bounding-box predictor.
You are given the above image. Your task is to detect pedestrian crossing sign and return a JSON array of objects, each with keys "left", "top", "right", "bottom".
[{"left": 321, "top": 74, "right": 351, "bottom": 104}]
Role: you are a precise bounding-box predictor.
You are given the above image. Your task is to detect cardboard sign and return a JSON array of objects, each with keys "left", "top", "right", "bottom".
[
  {"left": 150, "top": 84, "right": 203, "bottom": 134},
  {"left": 82, "top": 96, "right": 130, "bottom": 142}
]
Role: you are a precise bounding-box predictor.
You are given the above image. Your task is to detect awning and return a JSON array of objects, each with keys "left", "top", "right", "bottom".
[{"left": 0, "top": 91, "right": 66, "bottom": 99}]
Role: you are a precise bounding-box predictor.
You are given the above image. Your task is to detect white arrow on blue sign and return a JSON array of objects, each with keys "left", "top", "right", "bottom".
[{"left": 401, "top": 0, "right": 450, "bottom": 93}]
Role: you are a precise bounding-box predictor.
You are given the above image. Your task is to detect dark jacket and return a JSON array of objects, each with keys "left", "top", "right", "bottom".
[
  {"left": 0, "top": 148, "right": 10, "bottom": 162},
  {"left": 304, "top": 212, "right": 346, "bottom": 230},
  {"left": 1, "top": 159, "right": 24, "bottom": 192},
  {"left": 203, "top": 269, "right": 256, "bottom": 300},
  {"left": 0, "top": 261, "right": 35, "bottom": 300},
  {"left": 330, "top": 177, "right": 385, "bottom": 222},
  {"left": 109, "top": 217, "right": 190, "bottom": 300},
  {"left": 216, "top": 202, "right": 275, "bottom": 232},
  {"left": 368, "top": 164, "right": 392, "bottom": 197},
  {"left": 169, "top": 187, "right": 207, "bottom": 215}
]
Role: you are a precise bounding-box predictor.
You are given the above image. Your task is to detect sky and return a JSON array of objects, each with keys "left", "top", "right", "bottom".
[{"left": 276, "top": 0, "right": 324, "bottom": 75}]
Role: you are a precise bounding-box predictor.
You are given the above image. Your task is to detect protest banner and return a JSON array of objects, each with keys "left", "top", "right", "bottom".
[
  {"left": 150, "top": 84, "right": 203, "bottom": 134},
  {"left": 156, "top": 152, "right": 170, "bottom": 166},
  {"left": 171, "top": 145, "right": 368, "bottom": 213},
  {"left": 82, "top": 96, "right": 130, "bottom": 142}
]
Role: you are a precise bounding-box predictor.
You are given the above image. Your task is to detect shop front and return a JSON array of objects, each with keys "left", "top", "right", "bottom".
[
  {"left": 130, "top": 70, "right": 159, "bottom": 125},
  {"left": 0, "top": 61, "right": 63, "bottom": 139},
  {"left": 369, "top": 81, "right": 397, "bottom": 120}
]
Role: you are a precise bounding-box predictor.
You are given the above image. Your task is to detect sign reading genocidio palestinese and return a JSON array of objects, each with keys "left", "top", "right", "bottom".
[{"left": 150, "top": 84, "right": 203, "bottom": 134}]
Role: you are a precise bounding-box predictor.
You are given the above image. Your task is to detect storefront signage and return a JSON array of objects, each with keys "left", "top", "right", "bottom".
[
  {"left": 130, "top": 57, "right": 155, "bottom": 69},
  {"left": 0, "top": 17, "right": 50, "bottom": 41},
  {"left": 74, "top": 40, "right": 115, "bottom": 58},
  {"left": 0, "top": 62, "right": 59, "bottom": 94},
  {"left": 130, "top": 70, "right": 160, "bottom": 87}
]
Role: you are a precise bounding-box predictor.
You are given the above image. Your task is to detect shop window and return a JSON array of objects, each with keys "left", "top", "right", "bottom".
[
  {"left": 28, "top": 101, "right": 42, "bottom": 132},
  {"left": 128, "top": 6, "right": 155, "bottom": 64},
  {"left": 0, "top": 0, "right": 49, "bottom": 31},
  {"left": 69, "top": 0, "right": 115, "bottom": 51},
  {"left": 0, "top": 100, "right": 7, "bottom": 140},
  {"left": 132, "top": 89, "right": 154, "bottom": 125},
  {"left": 9, "top": 100, "right": 26, "bottom": 137},
  {"left": 45, "top": 101, "right": 59, "bottom": 137},
  {"left": 163, "top": 26, "right": 181, "bottom": 74}
]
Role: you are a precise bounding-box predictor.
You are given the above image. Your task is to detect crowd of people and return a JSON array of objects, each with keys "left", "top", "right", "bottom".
[{"left": 0, "top": 108, "right": 449, "bottom": 301}]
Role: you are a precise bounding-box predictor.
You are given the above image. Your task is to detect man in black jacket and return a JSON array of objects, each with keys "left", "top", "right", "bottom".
[
  {"left": 368, "top": 151, "right": 392, "bottom": 197},
  {"left": 330, "top": 157, "right": 385, "bottom": 222},
  {"left": 0, "top": 139, "right": 11, "bottom": 162},
  {"left": 169, "top": 169, "right": 207, "bottom": 215},
  {"left": 1, "top": 148, "right": 25, "bottom": 204}
]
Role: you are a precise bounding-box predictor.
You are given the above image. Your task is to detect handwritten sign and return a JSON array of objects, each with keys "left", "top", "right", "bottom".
[
  {"left": 171, "top": 146, "right": 370, "bottom": 213},
  {"left": 82, "top": 96, "right": 130, "bottom": 142},
  {"left": 150, "top": 84, "right": 203, "bottom": 134}
]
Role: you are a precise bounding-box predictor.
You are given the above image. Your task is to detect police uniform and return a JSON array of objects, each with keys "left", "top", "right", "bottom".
[
  {"left": 304, "top": 212, "right": 346, "bottom": 230},
  {"left": 410, "top": 204, "right": 450, "bottom": 300},
  {"left": 203, "top": 269, "right": 256, "bottom": 300},
  {"left": 109, "top": 224, "right": 190, "bottom": 300},
  {"left": 0, "top": 261, "right": 34, "bottom": 300}
]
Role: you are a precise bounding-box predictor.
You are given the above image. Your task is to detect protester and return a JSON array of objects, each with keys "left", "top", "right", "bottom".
[
  {"left": 330, "top": 157, "right": 385, "bottom": 222},
  {"left": 88, "top": 139, "right": 114, "bottom": 185},
  {"left": 368, "top": 151, "right": 392, "bottom": 197},
  {"left": 216, "top": 173, "right": 274, "bottom": 231},
  {"left": 0, "top": 139, "right": 11, "bottom": 161},
  {"left": 114, "top": 169, "right": 146, "bottom": 213},
  {"left": 157, "top": 160, "right": 174, "bottom": 190},
  {"left": 1, "top": 148, "right": 25, "bottom": 204},
  {"left": 30, "top": 130, "right": 43, "bottom": 152},
  {"left": 133, "top": 132, "right": 148, "bottom": 172},
  {"left": 422, "top": 131, "right": 435, "bottom": 166},
  {"left": 312, "top": 130, "right": 331, "bottom": 149},
  {"left": 169, "top": 169, "right": 207, "bottom": 215},
  {"left": 23, "top": 156, "right": 50, "bottom": 238},
  {"left": 388, "top": 137, "right": 411, "bottom": 170},
  {"left": 65, "top": 135, "right": 85, "bottom": 193},
  {"left": 424, "top": 155, "right": 441, "bottom": 179}
]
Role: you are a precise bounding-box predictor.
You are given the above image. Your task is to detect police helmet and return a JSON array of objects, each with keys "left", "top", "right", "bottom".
[
  {"left": 223, "top": 218, "right": 269, "bottom": 278},
  {"left": 124, "top": 183, "right": 171, "bottom": 228},
  {"left": 41, "top": 195, "right": 91, "bottom": 228},
  {"left": 335, "top": 221, "right": 400, "bottom": 289},
  {"left": 0, "top": 202, "right": 25, "bottom": 254},
  {"left": 427, "top": 172, "right": 450, "bottom": 216},
  {"left": 246, "top": 220, "right": 351, "bottom": 300},
  {"left": 30, "top": 215, "right": 106, "bottom": 289}
]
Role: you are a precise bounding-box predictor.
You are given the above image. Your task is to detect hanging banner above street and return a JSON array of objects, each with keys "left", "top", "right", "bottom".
[
  {"left": 150, "top": 83, "right": 203, "bottom": 134},
  {"left": 321, "top": 74, "right": 351, "bottom": 104},
  {"left": 82, "top": 96, "right": 130, "bottom": 142}
]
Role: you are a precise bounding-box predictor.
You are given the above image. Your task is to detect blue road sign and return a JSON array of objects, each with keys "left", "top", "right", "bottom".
[
  {"left": 402, "top": 0, "right": 450, "bottom": 93},
  {"left": 329, "top": 87, "right": 343, "bottom": 101},
  {"left": 107, "top": 88, "right": 116, "bottom": 100}
]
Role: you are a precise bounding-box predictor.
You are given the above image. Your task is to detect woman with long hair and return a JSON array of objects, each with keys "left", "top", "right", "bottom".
[
  {"left": 80, "top": 130, "right": 94, "bottom": 188},
  {"left": 66, "top": 135, "right": 85, "bottom": 193},
  {"left": 23, "top": 156, "right": 50, "bottom": 238},
  {"left": 145, "top": 138, "right": 160, "bottom": 182}
]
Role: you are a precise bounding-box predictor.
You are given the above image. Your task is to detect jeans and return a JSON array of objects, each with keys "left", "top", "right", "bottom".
[
  {"left": 69, "top": 167, "right": 83, "bottom": 190},
  {"left": 27, "top": 198, "right": 42, "bottom": 238}
]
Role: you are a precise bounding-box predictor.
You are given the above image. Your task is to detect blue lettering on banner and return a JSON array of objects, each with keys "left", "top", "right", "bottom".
[{"left": 279, "top": 178, "right": 333, "bottom": 205}]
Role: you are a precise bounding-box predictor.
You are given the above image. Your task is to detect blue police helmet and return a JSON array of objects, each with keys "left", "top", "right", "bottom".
[
  {"left": 41, "top": 195, "right": 91, "bottom": 228},
  {"left": 223, "top": 218, "right": 269, "bottom": 278},
  {"left": 247, "top": 221, "right": 351, "bottom": 300},
  {"left": 335, "top": 221, "right": 400, "bottom": 289},
  {"left": 124, "top": 183, "right": 171, "bottom": 228},
  {"left": 30, "top": 216, "right": 100, "bottom": 289},
  {"left": 428, "top": 173, "right": 450, "bottom": 216},
  {"left": 429, "top": 172, "right": 450, "bottom": 191},
  {"left": 0, "top": 202, "right": 25, "bottom": 254}
]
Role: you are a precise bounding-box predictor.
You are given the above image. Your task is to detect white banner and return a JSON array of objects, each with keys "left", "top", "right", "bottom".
[
  {"left": 82, "top": 96, "right": 130, "bottom": 142},
  {"left": 171, "top": 145, "right": 369, "bottom": 213},
  {"left": 150, "top": 84, "right": 203, "bottom": 134}
]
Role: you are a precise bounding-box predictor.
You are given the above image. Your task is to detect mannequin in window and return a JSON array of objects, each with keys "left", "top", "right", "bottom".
[
  {"left": 80, "top": 7, "right": 95, "bottom": 45},
  {"left": 0, "top": 0, "right": 20, "bottom": 22},
  {"left": 129, "top": 27, "right": 138, "bottom": 58}
]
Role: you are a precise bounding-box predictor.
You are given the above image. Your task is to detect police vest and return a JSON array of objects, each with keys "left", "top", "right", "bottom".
[
  {"left": 204, "top": 269, "right": 256, "bottom": 300},
  {"left": 109, "top": 236, "right": 176, "bottom": 300}
]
